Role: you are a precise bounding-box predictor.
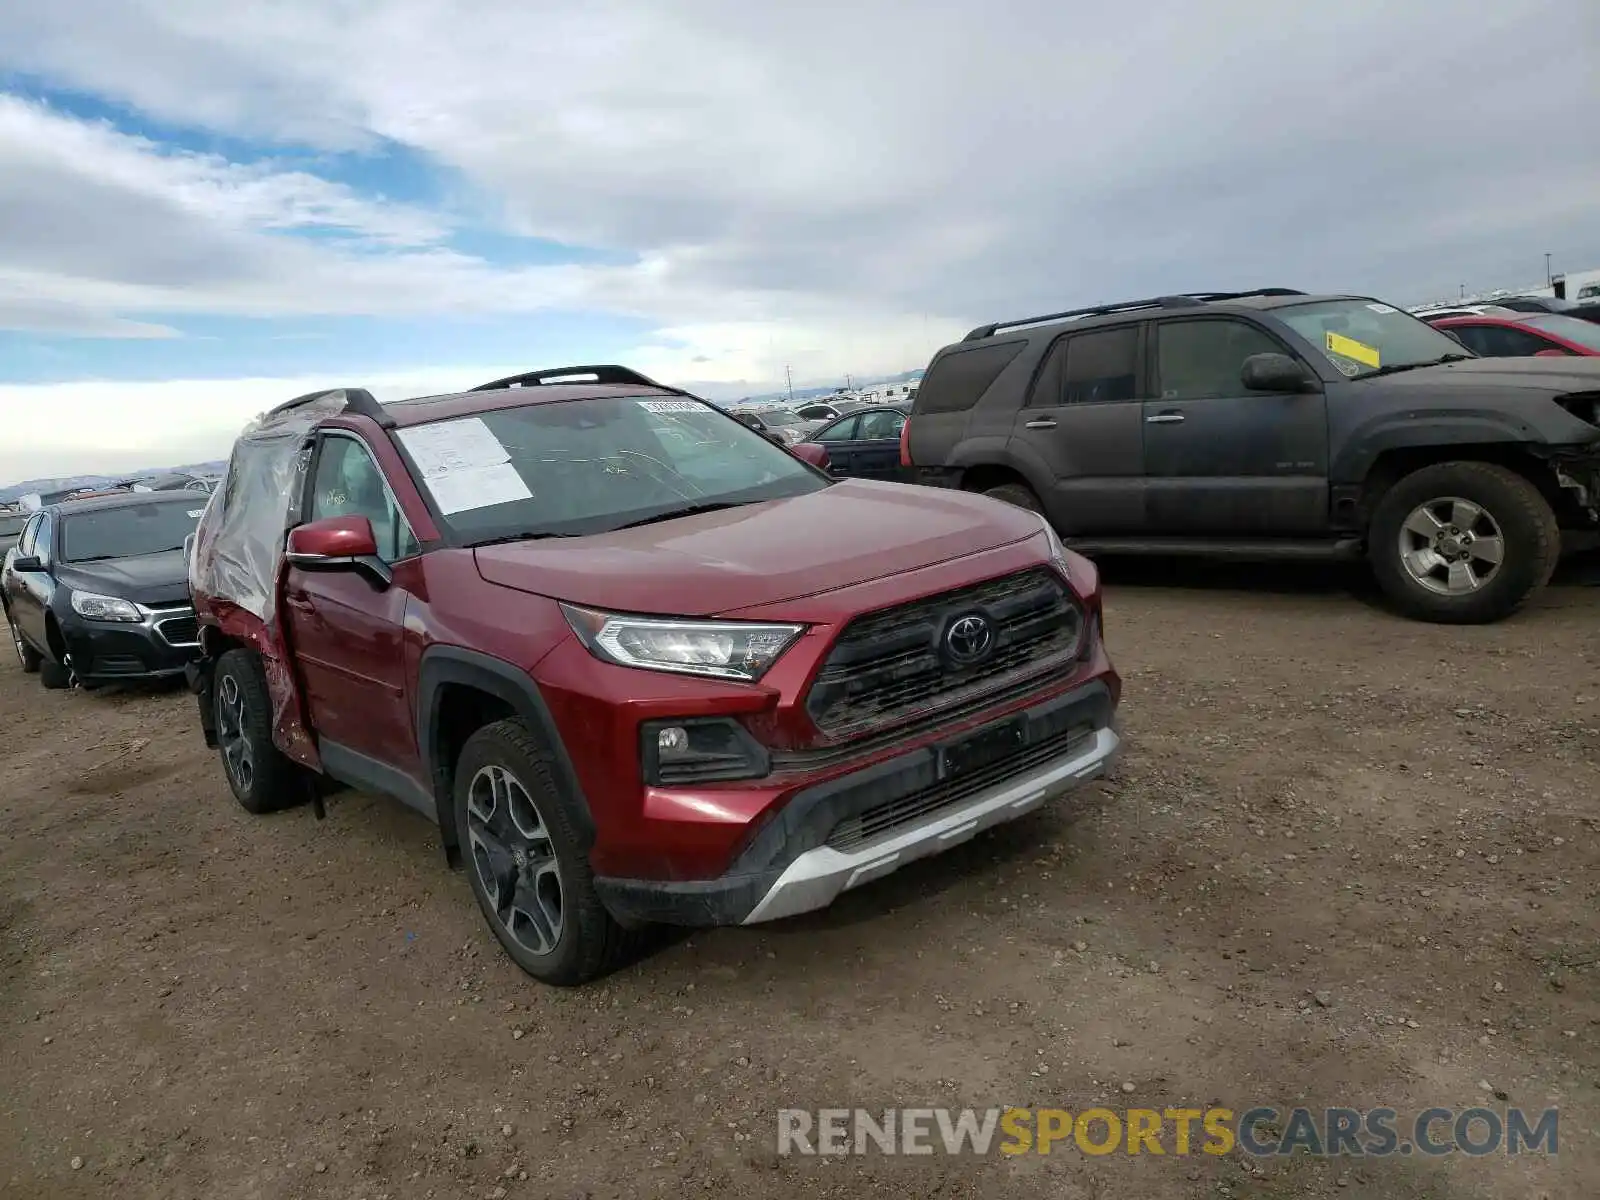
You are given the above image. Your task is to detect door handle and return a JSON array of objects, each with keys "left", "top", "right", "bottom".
[
  {"left": 1145, "top": 413, "right": 1185, "bottom": 425},
  {"left": 1023, "top": 419, "right": 1058, "bottom": 430}
]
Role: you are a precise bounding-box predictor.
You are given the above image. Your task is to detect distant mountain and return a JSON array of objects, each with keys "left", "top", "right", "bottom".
[{"left": 0, "top": 459, "right": 228, "bottom": 503}]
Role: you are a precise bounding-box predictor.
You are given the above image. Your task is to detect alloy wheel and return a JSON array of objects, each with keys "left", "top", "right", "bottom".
[
  {"left": 216, "top": 673, "right": 254, "bottom": 793},
  {"left": 1397, "top": 496, "right": 1506, "bottom": 596},
  {"left": 466, "top": 764, "right": 565, "bottom": 956}
]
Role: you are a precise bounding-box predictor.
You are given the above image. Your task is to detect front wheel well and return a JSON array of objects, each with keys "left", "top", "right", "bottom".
[
  {"left": 1357, "top": 445, "right": 1569, "bottom": 528},
  {"left": 430, "top": 683, "right": 517, "bottom": 864}
]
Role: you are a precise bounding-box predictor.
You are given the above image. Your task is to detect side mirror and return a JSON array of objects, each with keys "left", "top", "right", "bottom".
[
  {"left": 10, "top": 555, "right": 43, "bottom": 573},
  {"left": 286, "top": 515, "right": 391, "bottom": 587},
  {"left": 1534, "top": 348, "right": 1570, "bottom": 358},
  {"left": 1241, "top": 352, "right": 1314, "bottom": 393},
  {"left": 790, "top": 442, "right": 830, "bottom": 470}
]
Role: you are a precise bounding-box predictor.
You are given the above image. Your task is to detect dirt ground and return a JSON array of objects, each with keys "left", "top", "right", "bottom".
[{"left": 1, "top": 561, "right": 1596, "bottom": 1200}]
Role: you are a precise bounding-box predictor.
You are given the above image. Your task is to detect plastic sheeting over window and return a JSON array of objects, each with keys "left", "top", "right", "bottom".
[{"left": 189, "top": 393, "right": 349, "bottom": 623}]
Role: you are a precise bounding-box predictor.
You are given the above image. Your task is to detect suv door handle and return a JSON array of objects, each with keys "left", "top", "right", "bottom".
[
  {"left": 1023, "top": 418, "right": 1057, "bottom": 430},
  {"left": 1145, "top": 413, "right": 1185, "bottom": 424}
]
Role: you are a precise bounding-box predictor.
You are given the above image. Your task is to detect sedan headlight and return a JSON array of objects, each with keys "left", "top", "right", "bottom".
[
  {"left": 71, "top": 590, "right": 142, "bottom": 622},
  {"left": 561, "top": 603, "right": 804, "bottom": 681}
]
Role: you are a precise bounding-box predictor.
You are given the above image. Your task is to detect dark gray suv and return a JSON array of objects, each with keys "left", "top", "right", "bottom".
[{"left": 903, "top": 288, "right": 1600, "bottom": 624}]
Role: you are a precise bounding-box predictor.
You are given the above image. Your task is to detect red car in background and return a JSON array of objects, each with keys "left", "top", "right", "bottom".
[{"left": 1427, "top": 312, "right": 1600, "bottom": 358}]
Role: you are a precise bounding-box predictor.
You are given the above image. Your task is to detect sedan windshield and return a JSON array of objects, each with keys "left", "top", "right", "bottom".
[
  {"left": 61, "top": 500, "right": 205, "bottom": 562},
  {"left": 394, "top": 395, "right": 827, "bottom": 542},
  {"left": 1274, "top": 299, "right": 1473, "bottom": 378},
  {"left": 1523, "top": 314, "right": 1600, "bottom": 353},
  {"left": 753, "top": 409, "right": 803, "bottom": 427}
]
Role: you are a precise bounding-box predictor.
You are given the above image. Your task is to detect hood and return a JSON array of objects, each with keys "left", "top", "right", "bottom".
[
  {"left": 55, "top": 549, "right": 191, "bottom": 607},
  {"left": 1364, "top": 356, "right": 1600, "bottom": 394},
  {"left": 473, "top": 479, "right": 1043, "bottom": 615}
]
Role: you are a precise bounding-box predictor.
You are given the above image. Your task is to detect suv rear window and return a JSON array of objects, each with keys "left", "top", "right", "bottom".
[{"left": 915, "top": 341, "right": 1025, "bottom": 413}]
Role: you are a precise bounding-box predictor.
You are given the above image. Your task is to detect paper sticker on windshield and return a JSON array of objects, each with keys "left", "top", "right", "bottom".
[
  {"left": 188, "top": 509, "right": 206, "bottom": 518},
  {"left": 425, "top": 463, "right": 532, "bottom": 514},
  {"left": 638, "top": 399, "right": 704, "bottom": 414},
  {"left": 1366, "top": 303, "right": 1399, "bottom": 314},
  {"left": 397, "top": 418, "right": 512, "bottom": 477},
  {"left": 1326, "top": 331, "right": 1381, "bottom": 369}
]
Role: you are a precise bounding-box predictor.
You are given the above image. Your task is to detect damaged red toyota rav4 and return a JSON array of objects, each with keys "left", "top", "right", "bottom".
[{"left": 186, "top": 365, "right": 1121, "bottom": 984}]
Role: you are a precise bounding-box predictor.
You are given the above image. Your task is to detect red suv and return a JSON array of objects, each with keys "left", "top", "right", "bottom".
[{"left": 186, "top": 365, "right": 1121, "bottom": 984}]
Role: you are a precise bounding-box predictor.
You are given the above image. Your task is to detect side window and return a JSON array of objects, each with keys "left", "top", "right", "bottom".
[
  {"left": 1156, "top": 319, "right": 1288, "bottom": 400},
  {"left": 915, "top": 340, "right": 1026, "bottom": 413},
  {"left": 17, "top": 515, "right": 41, "bottom": 557},
  {"left": 1498, "top": 328, "right": 1560, "bottom": 356},
  {"left": 858, "top": 409, "right": 907, "bottom": 440},
  {"left": 308, "top": 436, "right": 418, "bottom": 563},
  {"left": 1033, "top": 327, "right": 1140, "bottom": 406},
  {"left": 814, "top": 415, "right": 861, "bottom": 443},
  {"left": 1446, "top": 325, "right": 1491, "bottom": 355},
  {"left": 32, "top": 514, "right": 54, "bottom": 564}
]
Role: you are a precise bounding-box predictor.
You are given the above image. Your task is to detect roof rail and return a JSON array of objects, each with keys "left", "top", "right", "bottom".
[
  {"left": 961, "top": 288, "right": 1307, "bottom": 341},
  {"left": 469, "top": 364, "right": 691, "bottom": 396},
  {"left": 266, "top": 387, "right": 395, "bottom": 428}
]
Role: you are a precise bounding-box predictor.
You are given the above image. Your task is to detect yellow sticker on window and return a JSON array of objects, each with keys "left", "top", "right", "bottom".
[{"left": 1325, "top": 331, "right": 1380, "bottom": 368}]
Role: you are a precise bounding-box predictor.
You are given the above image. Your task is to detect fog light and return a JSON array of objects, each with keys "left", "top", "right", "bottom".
[
  {"left": 641, "top": 718, "right": 771, "bottom": 785},
  {"left": 657, "top": 725, "right": 690, "bottom": 756}
]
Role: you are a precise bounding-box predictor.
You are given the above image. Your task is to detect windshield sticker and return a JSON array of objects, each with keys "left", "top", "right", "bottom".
[
  {"left": 397, "top": 418, "right": 533, "bottom": 514},
  {"left": 1366, "top": 303, "right": 1399, "bottom": 314},
  {"left": 397, "top": 418, "right": 513, "bottom": 476},
  {"left": 638, "top": 399, "right": 705, "bottom": 414},
  {"left": 424, "top": 463, "right": 533, "bottom": 515},
  {"left": 188, "top": 509, "right": 206, "bottom": 518},
  {"left": 1325, "top": 331, "right": 1381, "bottom": 369}
]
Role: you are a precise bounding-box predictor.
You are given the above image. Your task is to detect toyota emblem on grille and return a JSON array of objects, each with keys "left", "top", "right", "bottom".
[{"left": 944, "top": 613, "right": 994, "bottom": 665}]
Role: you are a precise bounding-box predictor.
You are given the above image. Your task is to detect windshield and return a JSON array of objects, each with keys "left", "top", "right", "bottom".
[
  {"left": 1523, "top": 314, "right": 1600, "bottom": 353},
  {"left": 394, "top": 394, "right": 828, "bottom": 542},
  {"left": 1274, "top": 299, "right": 1473, "bottom": 378},
  {"left": 753, "top": 409, "right": 803, "bottom": 427},
  {"left": 61, "top": 500, "right": 205, "bottom": 562}
]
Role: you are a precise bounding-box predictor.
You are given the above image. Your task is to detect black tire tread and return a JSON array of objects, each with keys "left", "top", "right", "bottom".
[
  {"left": 1368, "top": 460, "right": 1560, "bottom": 624},
  {"left": 457, "top": 717, "right": 644, "bottom": 986},
  {"left": 982, "top": 482, "right": 1043, "bottom": 513},
  {"left": 7, "top": 610, "right": 41, "bottom": 674},
  {"left": 215, "top": 649, "right": 307, "bottom": 814}
]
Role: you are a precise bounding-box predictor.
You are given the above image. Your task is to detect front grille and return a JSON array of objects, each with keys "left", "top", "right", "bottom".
[
  {"left": 825, "top": 722, "right": 1094, "bottom": 853},
  {"left": 154, "top": 614, "right": 199, "bottom": 646},
  {"left": 805, "top": 568, "right": 1082, "bottom": 739}
]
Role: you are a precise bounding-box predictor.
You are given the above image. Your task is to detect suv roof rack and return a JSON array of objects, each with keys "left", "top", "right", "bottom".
[
  {"left": 469, "top": 364, "right": 693, "bottom": 396},
  {"left": 962, "top": 288, "right": 1307, "bottom": 341},
  {"left": 267, "top": 387, "right": 395, "bottom": 428}
]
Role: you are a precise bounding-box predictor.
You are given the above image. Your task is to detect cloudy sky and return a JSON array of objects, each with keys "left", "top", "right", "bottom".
[{"left": 1, "top": 0, "right": 1596, "bottom": 483}]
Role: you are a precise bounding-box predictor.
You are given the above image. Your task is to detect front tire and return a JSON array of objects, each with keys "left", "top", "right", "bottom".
[
  {"left": 455, "top": 718, "right": 636, "bottom": 986},
  {"left": 213, "top": 649, "right": 306, "bottom": 813},
  {"left": 1368, "top": 461, "right": 1559, "bottom": 624}
]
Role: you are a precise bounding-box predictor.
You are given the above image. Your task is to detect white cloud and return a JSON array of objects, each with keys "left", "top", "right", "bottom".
[{"left": 1, "top": 0, "right": 1598, "bottom": 478}]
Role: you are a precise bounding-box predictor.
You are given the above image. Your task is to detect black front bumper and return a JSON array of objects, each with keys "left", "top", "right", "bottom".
[
  {"left": 592, "top": 677, "right": 1117, "bottom": 928},
  {"left": 59, "top": 611, "right": 201, "bottom": 683}
]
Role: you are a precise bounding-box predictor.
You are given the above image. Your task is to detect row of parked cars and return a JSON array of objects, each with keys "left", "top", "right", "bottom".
[{"left": 3, "top": 284, "right": 1596, "bottom": 989}]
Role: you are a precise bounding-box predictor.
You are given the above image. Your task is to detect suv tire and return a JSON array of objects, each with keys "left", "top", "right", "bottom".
[
  {"left": 1368, "top": 461, "right": 1560, "bottom": 624},
  {"left": 7, "top": 610, "right": 40, "bottom": 674},
  {"left": 455, "top": 718, "right": 638, "bottom": 986},
  {"left": 214, "top": 649, "right": 307, "bottom": 814},
  {"left": 981, "top": 482, "right": 1043, "bottom": 513}
]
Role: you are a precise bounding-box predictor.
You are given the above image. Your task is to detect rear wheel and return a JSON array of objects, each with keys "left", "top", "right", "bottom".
[
  {"left": 455, "top": 718, "right": 638, "bottom": 986},
  {"left": 213, "top": 649, "right": 307, "bottom": 813},
  {"left": 7, "top": 611, "right": 40, "bottom": 674},
  {"left": 982, "top": 482, "right": 1043, "bottom": 513},
  {"left": 1368, "top": 461, "right": 1559, "bottom": 624}
]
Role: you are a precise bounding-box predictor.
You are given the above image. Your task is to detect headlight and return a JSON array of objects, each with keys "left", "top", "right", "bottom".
[
  {"left": 1039, "top": 514, "right": 1070, "bottom": 570},
  {"left": 71, "top": 591, "right": 142, "bottom": 622},
  {"left": 561, "top": 603, "right": 804, "bottom": 681}
]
